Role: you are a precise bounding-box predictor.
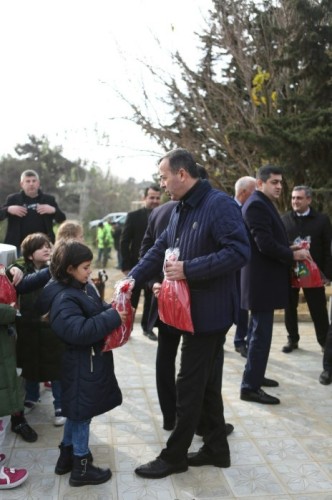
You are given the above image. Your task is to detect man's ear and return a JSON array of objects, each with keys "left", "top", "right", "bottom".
[
  {"left": 256, "top": 178, "right": 263, "bottom": 189},
  {"left": 179, "top": 168, "right": 187, "bottom": 181}
]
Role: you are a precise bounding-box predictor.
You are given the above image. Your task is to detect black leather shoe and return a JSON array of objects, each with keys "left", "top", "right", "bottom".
[
  {"left": 143, "top": 331, "right": 158, "bottom": 341},
  {"left": 240, "top": 388, "right": 280, "bottom": 405},
  {"left": 135, "top": 457, "right": 187, "bottom": 479},
  {"left": 163, "top": 419, "right": 175, "bottom": 431},
  {"left": 282, "top": 341, "right": 298, "bottom": 353},
  {"left": 235, "top": 345, "right": 247, "bottom": 358},
  {"left": 225, "top": 423, "right": 234, "bottom": 436},
  {"left": 11, "top": 422, "right": 38, "bottom": 442},
  {"left": 319, "top": 370, "right": 332, "bottom": 385},
  {"left": 262, "top": 377, "right": 279, "bottom": 387},
  {"left": 187, "top": 447, "right": 230, "bottom": 468}
]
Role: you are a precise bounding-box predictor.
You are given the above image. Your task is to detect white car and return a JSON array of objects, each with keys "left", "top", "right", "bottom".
[{"left": 89, "top": 212, "right": 127, "bottom": 229}]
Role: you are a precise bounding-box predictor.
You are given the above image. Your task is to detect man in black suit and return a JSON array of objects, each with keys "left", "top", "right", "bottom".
[
  {"left": 240, "top": 165, "right": 310, "bottom": 404},
  {"left": 120, "top": 185, "right": 161, "bottom": 340},
  {"left": 0, "top": 169, "right": 66, "bottom": 252},
  {"left": 281, "top": 186, "right": 332, "bottom": 353}
]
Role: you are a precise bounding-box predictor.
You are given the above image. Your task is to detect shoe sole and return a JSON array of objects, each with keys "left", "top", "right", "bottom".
[
  {"left": 69, "top": 470, "right": 112, "bottom": 487},
  {"left": 319, "top": 379, "right": 332, "bottom": 385},
  {"left": 135, "top": 465, "right": 188, "bottom": 479},
  {"left": 282, "top": 346, "right": 298, "bottom": 353},
  {"left": 0, "top": 470, "right": 29, "bottom": 489},
  {"left": 54, "top": 420, "right": 66, "bottom": 427},
  {"left": 261, "top": 380, "right": 279, "bottom": 388},
  {"left": 188, "top": 459, "right": 230, "bottom": 468},
  {"left": 11, "top": 430, "right": 38, "bottom": 442},
  {"left": 55, "top": 467, "right": 72, "bottom": 475},
  {"left": 240, "top": 394, "right": 280, "bottom": 405}
]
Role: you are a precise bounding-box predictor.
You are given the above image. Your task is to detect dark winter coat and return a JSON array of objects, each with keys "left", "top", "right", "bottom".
[
  {"left": 0, "top": 304, "right": 24, "bottom": 417},
  {"left": 130, "top": 180, "right": 250, "bottom": 334},
  {"left": 241, "top": 190, "right": 294, "bottom": 311},
  {"left": 282, "top": 208, "right": 332, "bottom": 280},
  {"left": 120, "top": 207, "right": 151, "bottom": 271},
  {"left": 140, "top": 201, "right": 178, "bottom": 331},
  {"left": 38, "top": 279, "right": 123, "bottom": 421},
  {"left": 13, "top": 262, "right": 65, "bottom": 381},
  {"left": 0, "top": 189, "right": 66, "bottom": 249}
]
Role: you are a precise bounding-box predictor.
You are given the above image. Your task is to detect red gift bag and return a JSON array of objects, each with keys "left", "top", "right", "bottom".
[
  {"left": 0, "top": 264, "right": 17, "bottom": 305},
  {"left": 102, "top": 278, "right": 135, "bottom": 351},
  {"left": 158, "top": 248, "right": 194, "bottom": 333},
  {"left": 291, "top": 259, "right": 323, "bottom": 288},
  {"left": 291, "top": 238, "right": 323, "bottom": 288}
]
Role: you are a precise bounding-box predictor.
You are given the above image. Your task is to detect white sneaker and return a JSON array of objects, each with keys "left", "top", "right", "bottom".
[
  {"left": 54, "top": 410, "right": 66, "bottom": 427},
  {"left": 0, "top": 466, "right": 28, "bottom": 489}
]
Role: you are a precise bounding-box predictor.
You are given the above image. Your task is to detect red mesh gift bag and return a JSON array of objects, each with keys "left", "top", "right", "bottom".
[
  {"left": 102, "top": 278, "right": 135, "bottom": 351},
  {"left": 0, "top": 264, "right": 17, "bottom": 305},
  {"left": 158, "top": 248, "right": 194, "bottom": 333}
]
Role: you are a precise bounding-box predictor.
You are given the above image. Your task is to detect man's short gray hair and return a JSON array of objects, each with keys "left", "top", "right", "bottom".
[
  {"left": 293, "top": 185, "right": 312, "bottom": 198},
  {"left": 234, "top": 176, "right": 256, "bottom": 194},
  {"left": 20, "top": 169, "right": 39, "bottom": 182}
]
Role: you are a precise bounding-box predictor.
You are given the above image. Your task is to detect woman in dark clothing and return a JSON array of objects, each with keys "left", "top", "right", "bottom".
[{"left": 38, "top": 240, "right": 127, "bottom": 487}]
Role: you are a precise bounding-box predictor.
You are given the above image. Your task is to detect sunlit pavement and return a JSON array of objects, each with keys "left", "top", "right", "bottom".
[{"left": 1, "top": 320, "right": 332, "bottom": 499}]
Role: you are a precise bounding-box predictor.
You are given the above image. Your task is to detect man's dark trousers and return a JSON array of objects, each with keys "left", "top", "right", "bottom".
[
  {"left": 159, "top": 329, "right": 230, "bottom": 463},
  {"left": 285, "top": 287, "right": 329, "bottom": 347},
  {"left": 131, "top": 286, "right": 153, "bottom": 332},
  {"left": 156, "top": 322, "right": 181, "bottom": 425},
  {"left": 323, "top": 322, "right": 332, "bottom": 371},
  {"left": 234, "top": 308, "right": 249, "bottom": 348},
  {"left": 241, "top": 311, "right": 274, "bottom": 391}
]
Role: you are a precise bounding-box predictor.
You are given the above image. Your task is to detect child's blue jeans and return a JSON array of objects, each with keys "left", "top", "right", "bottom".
[{"left": 62, "top": 418, "right": 91, "bottom": 456}]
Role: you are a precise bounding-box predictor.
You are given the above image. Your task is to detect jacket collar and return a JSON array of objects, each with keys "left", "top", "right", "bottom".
[{"left": 177, "top": 180, "right": 211, "bottom": 211}]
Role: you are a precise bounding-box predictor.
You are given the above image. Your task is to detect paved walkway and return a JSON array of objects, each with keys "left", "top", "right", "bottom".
[{"left": 1, "top": 321, "right": 332, "bottom": 499}]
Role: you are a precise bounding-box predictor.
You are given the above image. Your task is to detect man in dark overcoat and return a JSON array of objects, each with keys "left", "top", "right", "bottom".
[
  {"left": 240, "top": 165, "right": 311, "bottom": 405},
  {"left": 120, "top": 184, "right": 161, "bottom": 340}
]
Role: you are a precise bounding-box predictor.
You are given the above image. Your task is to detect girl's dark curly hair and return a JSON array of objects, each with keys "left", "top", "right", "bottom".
[{"left": 50, "top": 240, "right": 93, "bottom": 283}]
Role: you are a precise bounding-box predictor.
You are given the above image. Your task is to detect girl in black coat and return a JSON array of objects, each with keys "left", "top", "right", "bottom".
[{"left": 39, "top": 240, "right": 127, "bottom": 487}]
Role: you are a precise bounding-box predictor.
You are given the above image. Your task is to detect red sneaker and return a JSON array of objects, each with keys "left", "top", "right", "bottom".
[{"left": 0, "top": 466, "right": 28, "bottom": 489}]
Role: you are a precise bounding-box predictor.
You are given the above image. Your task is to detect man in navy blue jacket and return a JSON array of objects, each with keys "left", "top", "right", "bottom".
[
  {"left": 129, "top": 148, "right": 250, "bottom": 479},
  {"left": 240, "top": 165, "right": 311, "bottom": 405}
]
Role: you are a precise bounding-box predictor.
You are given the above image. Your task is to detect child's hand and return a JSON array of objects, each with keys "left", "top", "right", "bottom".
[
  {"left": 9, "top": 267, "right": 23, "bottom": 286},
  {"left": 152, "top": 282, "right": 161, "bottom": 298}
]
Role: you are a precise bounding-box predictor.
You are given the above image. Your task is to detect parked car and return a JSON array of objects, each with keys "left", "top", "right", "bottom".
[{"left": 89, "top": 212, "right": 127, "bottom": 229}]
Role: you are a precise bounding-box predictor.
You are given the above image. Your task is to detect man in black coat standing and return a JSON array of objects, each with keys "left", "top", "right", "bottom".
[
  {"left": 0, "top": 169, "right": 66, "bottom": 252},
  {"left": 120, "top": 184, "right": 161, "bottom": 340},
  {"left": 281, "top": 186, "right": 332, "bottom": 353},
  {"left": 240, "top": 165, "right": 310, "bottom": 405}
]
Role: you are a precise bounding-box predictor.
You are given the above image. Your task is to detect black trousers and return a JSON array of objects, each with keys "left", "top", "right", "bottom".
[
  {"left": 323, "top": 322, "right": 332, "bottom": 371},
  {"left": 159, "top": 328, "right": 230, "bottom": 464},
  {"left": 131, "top": 286, "right": 153, "bottom": 332},
  {"left": 285, "top": 287, "right": 329, "bottom": 347},
  {"left": 156, "top": 322, "right": 181, "bottom": 426}
]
